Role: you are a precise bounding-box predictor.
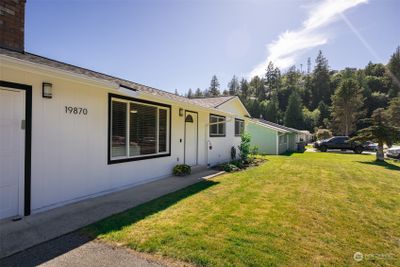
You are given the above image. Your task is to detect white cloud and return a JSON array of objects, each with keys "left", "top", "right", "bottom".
[{"left": 249, "top": 0, "right": 368, "bottom": 77}]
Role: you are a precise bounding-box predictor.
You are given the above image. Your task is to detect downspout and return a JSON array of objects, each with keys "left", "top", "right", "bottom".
[{"left": 204, "top": 116, "right": 234, "bottom": 167}]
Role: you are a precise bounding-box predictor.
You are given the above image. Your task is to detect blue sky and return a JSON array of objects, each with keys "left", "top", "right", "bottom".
[{"left": 25, "top": 0, "right": 399, "bottom": 94}]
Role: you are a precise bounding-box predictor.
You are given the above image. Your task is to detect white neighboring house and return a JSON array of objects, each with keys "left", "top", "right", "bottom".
[{"left": 0, "top": 1, "right": 249, "bottom": 220}]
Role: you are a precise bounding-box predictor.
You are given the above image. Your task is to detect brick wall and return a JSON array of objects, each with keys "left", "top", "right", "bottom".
[{"left": 0, "top": 0, "right": 26, "bottom": 52}]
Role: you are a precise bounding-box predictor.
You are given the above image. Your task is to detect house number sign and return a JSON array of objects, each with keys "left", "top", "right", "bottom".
[{"left": 65, "top": 106, "right": 88, "bottom": 115}]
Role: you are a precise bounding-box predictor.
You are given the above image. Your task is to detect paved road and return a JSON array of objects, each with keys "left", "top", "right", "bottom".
[{"left": 0, "top": 232, "right": 166, "bottom": 267}]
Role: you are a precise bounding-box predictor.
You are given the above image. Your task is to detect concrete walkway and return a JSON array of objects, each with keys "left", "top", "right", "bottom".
[
  {"left": 0, "top": 232, "right": 167, "bottom": 267},
  {"left": 0, "top": 169, "right": 223, "bottom": 259}
]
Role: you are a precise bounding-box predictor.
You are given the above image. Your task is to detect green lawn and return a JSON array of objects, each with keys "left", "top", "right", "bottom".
[{"left": 85, "top": 153, "right": 400, "bottom": 266}]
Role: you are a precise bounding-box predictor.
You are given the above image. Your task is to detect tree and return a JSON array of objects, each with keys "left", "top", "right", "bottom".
[
  {"left": 316, "top": 129, "right": 332, "bottom": 140},
  {"left": 186, "top": 88, "right": 193, "bottom": 98},
  {"left": 317, "top": 101, "right": 330, "bottom": 127},
  {"left": 264, "top": 62, "right": 281, "bottom": 100},
  {"left": 228, "top": 75, "right": 240, "bottom": 96},
  {"left": 387, "top": 46, "right": 400, "bottom": 98},
  {"left": 174, "top": 89, "right": 179, "bottom": 96},
  {"left": 260, "top": 94, "right": 280, "bottom": 123},
  {"left": 239, "top": 78, "right": 250, "bottom": 100},
  {"left": 331, "top": 78, "right": 365, "bottom": 136},
  {"left": 209, "top": 75, "right": 220, "bottom": 96},
  {"left": 387, "top": 96, "right": 400, "bottom": 127},
  {"left": 194, "top": 88, "right": 203, "bottom": 98},
  {"left": 284, "top": 91, "right": 304, "bottom": 129},
  {"left": 353, "top": 108, "right": 400, "bottom": 161},
  {"left": 311, "top": 50, "right": 331, "bottom": 108},
  {"left": 303, "top": 107, "right": 320, "bottom": 131}
]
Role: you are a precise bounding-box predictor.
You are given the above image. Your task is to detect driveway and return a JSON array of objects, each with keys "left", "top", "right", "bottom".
[{"left": 0, "top": 232, "right": 168, "bottom": 267}]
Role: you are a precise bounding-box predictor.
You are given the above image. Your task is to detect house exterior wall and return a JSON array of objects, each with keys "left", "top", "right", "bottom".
[
  {"left": 0, "top": 58, "right": 243, "bottom": 214},
  {"left": 247, "top": 122, "right": 278, "bottom": 155},
  {"left": 217, "top": 98, "right": 248, "bottom": 117},
  {"left": 288, "top": 133, "right": 297, "bottom": 151}
]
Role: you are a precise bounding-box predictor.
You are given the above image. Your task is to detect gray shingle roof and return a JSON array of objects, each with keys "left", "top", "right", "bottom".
[
  {"left": 0, "top": 48, "right": 217, "bottom": 109},
  {"left": 190, "top": 96, "right": 236, "bottom": 108},
  {"left": 252, "top": 118, "right": 302, "bottom": 133}
]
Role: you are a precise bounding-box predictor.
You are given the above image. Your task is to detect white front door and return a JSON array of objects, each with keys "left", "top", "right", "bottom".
[
  {"left": 184, "top": 111, "right": 198, "bottom": 166},
  {"left": 0, "top": 88, "right": 25, "bottom": 219}
]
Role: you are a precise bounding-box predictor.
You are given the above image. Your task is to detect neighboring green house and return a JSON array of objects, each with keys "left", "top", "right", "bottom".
[{"left": 248, "top": 118, "right": 303, "bottom": 155}]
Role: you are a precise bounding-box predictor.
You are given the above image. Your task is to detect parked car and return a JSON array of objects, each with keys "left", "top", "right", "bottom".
[
  {"left": 363, "top": 141, "right": 378, "bottom": 152},
  {"left": 313, "top": 136, "right": 364, "bottom": 154},
  {"left": 386, "top": 146, "right": 400, "bottom": 159}
]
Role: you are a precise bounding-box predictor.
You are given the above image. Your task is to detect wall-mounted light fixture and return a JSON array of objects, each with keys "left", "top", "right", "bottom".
[
  {"left": 179, "top": 108, "right": 184, "bottom": 117},
  {"left": 42, "top": 82, "right": 53, "bottom": 98}
]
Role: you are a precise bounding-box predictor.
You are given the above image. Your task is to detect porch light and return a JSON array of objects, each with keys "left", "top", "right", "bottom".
[
  {"left": 42, "top": 82, "right": 53, "bottom": 98},
  {"left": 179, "top": 108, "right": 184, "bottom": 117}
]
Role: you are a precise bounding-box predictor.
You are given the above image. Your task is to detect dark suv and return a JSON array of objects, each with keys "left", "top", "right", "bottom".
[{"left": 313, "top": 136, "right": 364, "bottom": 154}]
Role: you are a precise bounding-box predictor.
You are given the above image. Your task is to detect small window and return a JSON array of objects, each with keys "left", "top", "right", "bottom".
[
  {"left": 185, "top": 114, "right": 194, "bottom": 123},
  {"left": 209, "top": 114, "right": 226, "bottom": 137},
  {"left": 279, "top": 135, "right": 287, "bottom": 145},
  {"left": 235, "top": 119, "right": 244, "bottom": 136}
]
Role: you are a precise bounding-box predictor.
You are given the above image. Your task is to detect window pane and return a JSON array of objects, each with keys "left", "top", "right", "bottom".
[
  {"left": 218, "top": 118, "right": 225, "bottom": 135},
  {"left": 111, "top": 101, "right": 127, "bottom": 157},
  {"left": 130, "top": 103, "right": 157, "bottom": 156},
  {"left": 210, "top": 116, "right": 218, "bottom": 135},
  {"left": 159, "top": 109, "right": 167, "bottom": 152}
]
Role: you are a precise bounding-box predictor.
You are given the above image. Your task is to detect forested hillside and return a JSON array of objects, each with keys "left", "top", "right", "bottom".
[{"left": 184, "top": 47, "right": 400, "bottom": 135}]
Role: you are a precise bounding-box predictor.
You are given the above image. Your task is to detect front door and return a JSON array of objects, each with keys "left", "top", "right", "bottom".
[
  {"left": 184, "top": 111, "right": 198, "bottom": 166},
  {"left": 0, "top": 88, "right": 25, "bottom": 219}
]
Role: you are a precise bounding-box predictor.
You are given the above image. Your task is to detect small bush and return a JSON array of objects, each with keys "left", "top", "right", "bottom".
[
  {"left": 230, "top": 159, "right": 243, "bottom": 169},
  {"left": 250, "top": 145, "right": 259, "bottom": 155},
  {"left": 238, "top": 133, "right": 251, "bottom": 162},
  {"left": 223, "top": 163, "right": 239, "bottom": 172},
  {"left": 173, "top": 164, "right": 191, "bottom": 176}
]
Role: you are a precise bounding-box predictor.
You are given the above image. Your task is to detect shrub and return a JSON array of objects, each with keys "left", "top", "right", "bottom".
[
  {"left": 250, "top": 145, "right": 259, "bottom": 155},
  {"left": 223, "top": 163, "right": 239, "bottom": 172},
  {"left": 316, "top": 128, "right": 332, "bottom": 140},
  {"left": 173, "top": 164, "right": 191, "bottom": 176},
  {"left": 230, "top": 160, "right": 243, "bottom": 169},
  {"left": 238, "top": 133, "right": 251, "bottom": 162}
]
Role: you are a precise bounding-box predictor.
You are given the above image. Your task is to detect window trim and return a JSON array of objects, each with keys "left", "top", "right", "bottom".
[
  {"left": 234, "top": 118, "right": 244, "bottom": 137},
  {"left": 209, "top": 114, "right": 226, "bottom": 137},
  {"left": 108, "top": 93, "right": 171, "bottom": 164}
]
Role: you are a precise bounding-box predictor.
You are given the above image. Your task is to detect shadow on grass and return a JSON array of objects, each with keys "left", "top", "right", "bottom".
[
  {"left": 84, "top": 179, "right": 219, "bottom": 237},
  {"left": 0, "top": 180, "right": 218, "bottom": 267},
  {"left": 356, "top": 160, "right": 400, "bottom": 171}
]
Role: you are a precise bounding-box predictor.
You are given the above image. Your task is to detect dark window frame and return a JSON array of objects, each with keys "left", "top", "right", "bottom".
[
  {"left": 234, "top": 118, "right": 245, "bottom": 136},
  {"left": 108, "top": 93, "right": 171, "bottom": 164},
  {"left": 209, "top": 114, "right": 226, "bottom": 137}
]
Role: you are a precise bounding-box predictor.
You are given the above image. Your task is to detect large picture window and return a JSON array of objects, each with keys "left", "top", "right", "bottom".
[
  {"left": 235, "top": 118, "right": 244, "bottom": 136},
  {"left": 109, "top": 95, "right": 170, "bottom": 163},
  {"left": 209, "top": 114, "right": 226, "bottom": 137}
]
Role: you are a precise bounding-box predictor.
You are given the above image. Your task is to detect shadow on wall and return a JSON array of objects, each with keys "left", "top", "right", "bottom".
[
  {"left": 0, "top": 179, "right": 219, "bottom": 266},
  {"left": 356, "top": 160, "right": 400, "bottom": 171}
]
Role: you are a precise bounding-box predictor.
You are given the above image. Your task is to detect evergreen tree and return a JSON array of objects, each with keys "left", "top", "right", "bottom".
[
  {"left": 239, "top": 78, "right": 249, "bottom": 99},
  {"left": 194, "top": 88, "right": 203, "bottom": 98},
  {"left": 222, "top": 89, "right": 229, "bottom": 96},
  {"left": 186, "top": 88, "right": 193, "bottom": 98},
  {"left": 331, "top": 78, "right": 365, "bottom": 136},
  {"left": 264, "top": 62, "right": 281, "bottom": 100},
  {"left": 311, "top": 50, "right": 331, "bottom": 108},
  {"left": 386, "top": 96, "right": 400, "bottom": 127},
  {"left": 317, "top": 101, "right": 330, "bottom": 127},
  {"left": 353, "top": 108, "right": 400, "bottom": 161},
  {"left": 387, "top": 46, "right": 400, "bottom": 97},
  {"left": 174, "top": 89, "right": 179, "bottom": 96},
  {"left": 279, "top": 66, "right": 300, "bottom": 110},
  {"left": 284, "top": 91, "right": 304, "bottom": 129},
  {"left": 209, "top": 75, "right": 221, "bottom": 96},
  {"left": 228, "top": 75, "right": 239, "bottom": 96}
]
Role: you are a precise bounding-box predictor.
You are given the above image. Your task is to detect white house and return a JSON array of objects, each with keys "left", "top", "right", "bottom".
[{"left": 0, "top": 1, "right": 249, "bottom": 220}]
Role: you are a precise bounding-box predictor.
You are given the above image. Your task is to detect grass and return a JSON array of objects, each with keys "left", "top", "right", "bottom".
[{"left": 84, "top": 153, "right": 400, "bottom": 266}]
